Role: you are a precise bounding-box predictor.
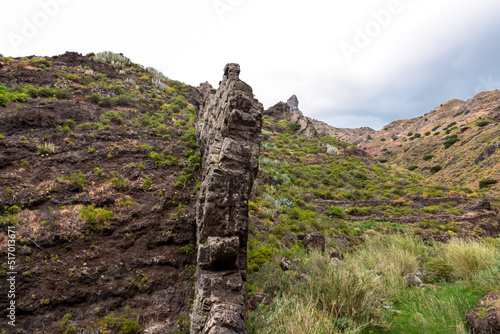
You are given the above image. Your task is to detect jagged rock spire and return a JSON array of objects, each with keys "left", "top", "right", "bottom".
[{"left": 191, "top": 64, "right": 263, "bottom": 334}]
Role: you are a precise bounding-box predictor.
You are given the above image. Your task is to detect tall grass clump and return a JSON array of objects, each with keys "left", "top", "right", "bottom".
[
  {"left": 388, "top": 284, "right": 482, "bottom": 334},
  {"left": 440, "top": 238, "right": 500, "bottom": 279},
  {"left": 248, "top": 234, "right": 500, "bottom": 333}
]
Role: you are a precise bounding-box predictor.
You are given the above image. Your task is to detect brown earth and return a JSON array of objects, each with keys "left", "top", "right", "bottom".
[{"left": 0, "top": 52, "right": 201, "bottom": 333}]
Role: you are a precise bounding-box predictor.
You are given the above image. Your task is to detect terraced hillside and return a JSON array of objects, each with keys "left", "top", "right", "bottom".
[{"left": 246, "top": 104, "right": 500, "bottom": 333}]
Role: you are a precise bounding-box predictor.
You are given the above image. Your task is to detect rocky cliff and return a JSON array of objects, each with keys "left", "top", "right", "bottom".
[
  {"left": 191, "top": 64, "right": 263, "bottom": 333},
  {"left": 265, "top": 97, "right": 317, "bottom": 137}
]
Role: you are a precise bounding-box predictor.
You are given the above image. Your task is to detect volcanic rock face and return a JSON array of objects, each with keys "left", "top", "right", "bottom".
[
  {"left": 287, "top": 94, "right": 302, "bottom": 115},
  {"left": 467, "top": 292, "right": 500, "bottom": 333},
  {"left": 474, "top": 142, "right": 500, "bottom": 165},
  {"left": 191, "top": 64, "right": 263, "bottom": 333},
  {"left": 290, "top": 112, "right": 318, "bottom": 137}
]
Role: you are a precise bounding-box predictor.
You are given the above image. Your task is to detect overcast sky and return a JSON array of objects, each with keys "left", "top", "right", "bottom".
[{"left": 2, "top": 0, "right": 500, "bottom": 130}]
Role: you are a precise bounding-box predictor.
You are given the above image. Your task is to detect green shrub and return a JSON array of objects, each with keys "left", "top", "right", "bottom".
[
  {"left": 142, "top": 177, "right": 153, "bottom": 192},
  {"left": 187, "top": 151, "right": 201, "bottom": 170},
  {"left": 445, "top": 122, "right": 456, "bottom": 129},
  {"left": 68, "top": 172, "right": 87, "bottom": 190},
  {"left": 443, "top": 135, "right": 459, "bottom": 148},
  {"left": 424, "top": 131, "right": 431, "bottom": 136},
  {"left": 59, "top": 313, "right": 77, "bottom": 334},
  {"left": 80, "top": 204, "right": 114, "bottom": 230},
  {"left": 85, "top": 93, "right": 101, "bottom": 104},
  {"left": 423, "top": 155, "right": 434, "bottom": 161},
  {"left": 0, "top": 95, "right": 8, "bottom": 106},
  {"left": 325, "top": 206, "right": 344, "bottom": 218},
  {"left": 249, "top": 247, "right": 273, "bottom": 265},
  {"left": 8, "top": 92, "right": 29, "bottom": 103},
  {"left": 380, "top": 138, "right": 386, "bottom": 141},
  {"left": 477, "top": 120, "right": 490, "bottom": 127},
  {"left": 430, "top": 165, "right": 442, "bottom": 173},
  {"left": 479, "top": 179, "right": 498, "bottom": 188},
  {"left": 423, "top": 258, "right": 455, "bottom": 283},
  {"left": 95, "top": 313, "right": 141, "bottom": 334},
  {"left": 100, "top": 111, "right": 123, "bottom": 124},
  {"left": 37, "top": 142, "right": 55, "bottom": 156},
  {"left": 408, "top": 165, "right": 418, "bottom": 171},
  {"left": 171, "top": 96, "right": 188, "bottom": 109}
]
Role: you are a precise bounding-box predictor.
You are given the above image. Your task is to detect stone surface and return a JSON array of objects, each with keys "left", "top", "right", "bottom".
[
  {"left": 264, "top": 101, "right": 290, "bottom": 116},
  {"left": 328, "top": 249, "right": 343, "bottom": 260},
  {"left": 331, "top": 258, "right": 341, "bottom": 266},
  {"left": 300, "top": 232, "right": 326, "bottom": 252},
  {"left": 198, "top": 81, "right": 215, "bottom": 102},
  {"left": 264, "top": 96, "right": 316, "bottom": 137},
  {"left": 191, "top": 63, "right": 263, "bottom": 334},
  {"left": 286, "top": 95, "right": 303, "bottom": 115},
  {"left": 474, "top": 142, "right": 500, "bottom": 165},
  {"left": 279, "top": 257, "right": 292, "bottom": 271},
  {"left": 458, "top": 126, "right": 471, "bottom": 134},
  {"left": 290, "top": 112, "right": 318, "bottom": 137},
  {"left": 248, "top": 293, "right": 273, "bottom": 311},
  {"left": 467, "top": 292, "right": 500, "bottom": 334}
]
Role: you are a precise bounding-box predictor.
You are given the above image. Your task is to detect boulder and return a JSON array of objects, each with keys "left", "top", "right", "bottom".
[
  {"left": 279, "top": 257, "right": 292, "bottom": 271},
  {"left": 331, "top": 258, "right": 341, "bottom": 266},
  {"left": 290, "top": 112, "right": 317, "bottom": 137},
  {"left": 300, "top": 232, "right": 325, "bottom": 252},
  {"left": 328, "top": 248, "right": 343, "bottom": 260},
  {"left": 248, "top": 293, "right": 273, "bottom": 311},
  {"left": 458, "top": 126, "right": 470, "bottom": 134},
  {"left": 467, "top": 292, "right": 500, "bottom": 333},
  {"left": 474, "top": 143, "right": 500, "bottom": 165}
]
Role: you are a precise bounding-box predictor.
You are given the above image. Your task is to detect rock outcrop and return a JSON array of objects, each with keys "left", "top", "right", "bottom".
[
  {"left": 467, "top": 292, "right": 500, "bottom": 333},
  {"left": 191, "top": 64, "right": 263, "bottom": 334},
  {"left": 298, "top": 232, "right": 326, "bottom": 252},
  {"left": 287, "top": 94, "right": 303, "bottom": 115},
  {"left": 264, "top": 98, "right": 317, "bottom": 138},
  {"left": 290, "top": 112, "right": 318, "bottom": 137},
  {"left": 474, "top": 142, "right": 500, "bottom": 165}
]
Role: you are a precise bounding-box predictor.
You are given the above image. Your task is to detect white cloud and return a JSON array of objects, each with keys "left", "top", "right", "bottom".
[{"left": 1, "top": 0, "right": 500, "bottom": 130}]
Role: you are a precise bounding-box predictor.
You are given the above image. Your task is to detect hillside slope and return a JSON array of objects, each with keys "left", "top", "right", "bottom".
[
  {"left": 361, "top": 92, "right": 500, "bottom": 194},
  {"left": 245, "top": 101, "right": 500, "bottom": 333},
  {"left": 0, "top": 52, "right": 201, "bottom": 333},
  {"left": 311, "top": 92, "right": 500, "bottom": 194}
]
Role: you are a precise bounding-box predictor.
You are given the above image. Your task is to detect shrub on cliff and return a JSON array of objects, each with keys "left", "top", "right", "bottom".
[
  {"left": 443, "top": 135, "right": 459, "bottom": 148},
  {"left": 479, "top": 179, "right": 498, "bottom": 188},
  {"left": 430, "top": 165, "right": 442, "bottom": 173}
]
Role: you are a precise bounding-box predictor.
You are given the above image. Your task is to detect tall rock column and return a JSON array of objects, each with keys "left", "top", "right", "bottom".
[{"left": 191, "top": 64, "right": 263, "bottom": 334}]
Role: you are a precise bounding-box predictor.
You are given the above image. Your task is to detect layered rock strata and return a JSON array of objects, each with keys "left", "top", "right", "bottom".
[{"left": 190, "top": 64, "right": 263, "bottom": 333}]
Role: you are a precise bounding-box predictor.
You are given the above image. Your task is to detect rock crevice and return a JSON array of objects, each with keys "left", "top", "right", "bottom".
[{"left": 191, "top": 64, "right": 263, "bottom": 333}]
